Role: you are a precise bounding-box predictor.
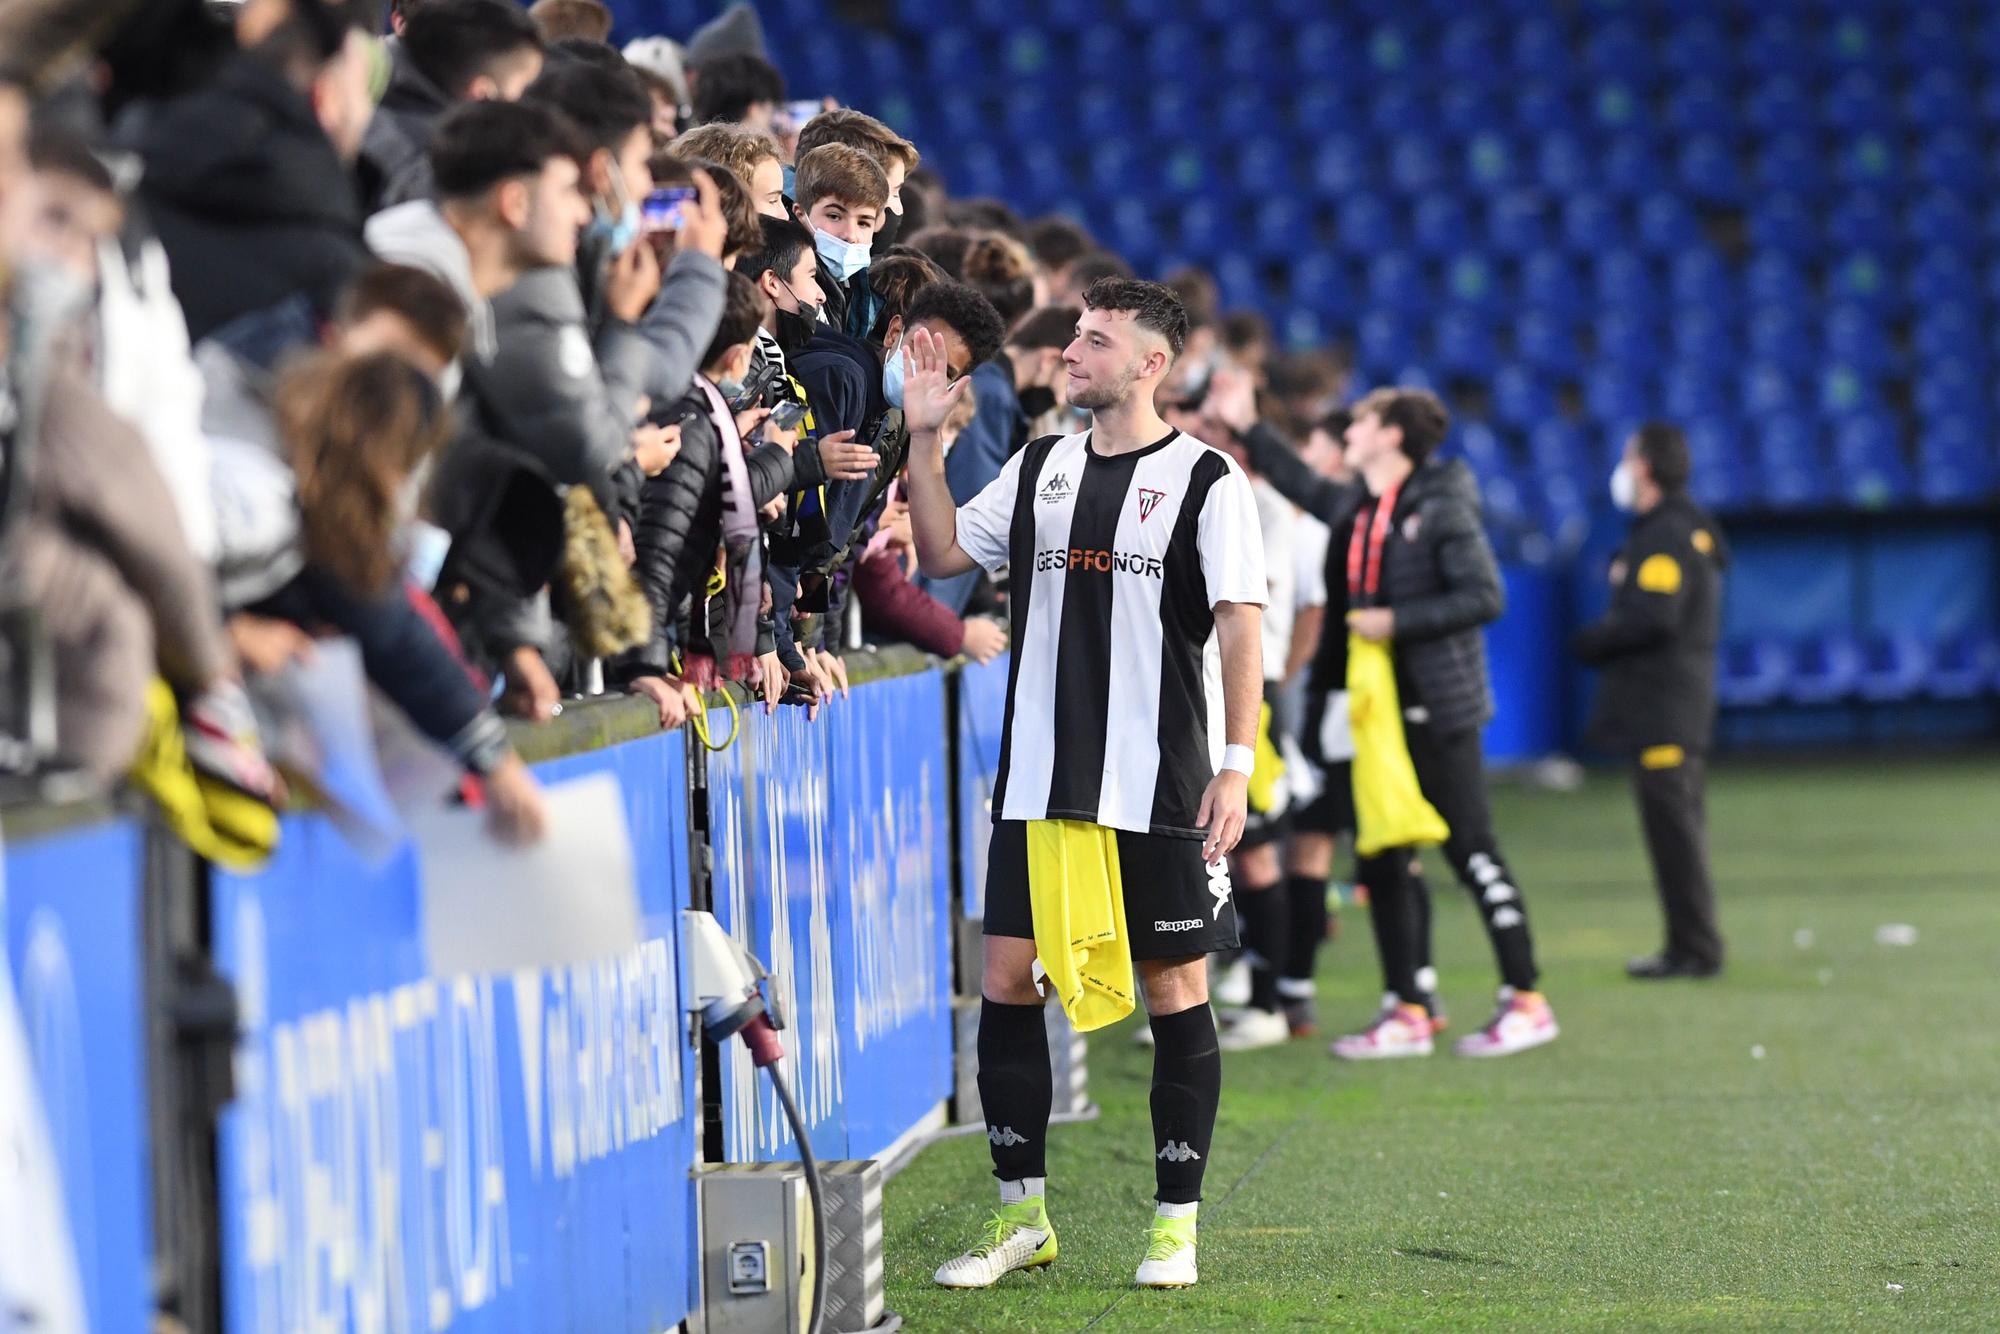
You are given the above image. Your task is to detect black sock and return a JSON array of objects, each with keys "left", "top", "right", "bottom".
[
  {"left": 1361, "top": 851, "right": 1429, "bottom": 1011},
  {"left": 1282, "top": 873, "right": 1330, "bottom": 984},
  {"left": 977, "top": 998, "right": 1051, "bottom": 1181},
  {"left": 1149, "top": 1004, "right": 1221, "bottom": 1204},
  {"left": 1239, "top": 880, "right": 1285, "bottom": 1012}
]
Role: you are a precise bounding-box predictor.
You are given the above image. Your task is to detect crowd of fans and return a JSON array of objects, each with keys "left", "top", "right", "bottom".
[{"left": 0, "top": 0, "right": 1351, "bottom": 850}]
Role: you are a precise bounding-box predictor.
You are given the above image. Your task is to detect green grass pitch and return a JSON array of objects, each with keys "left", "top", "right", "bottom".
[{"left": 883, "top": 756, "right": 2000, "bottom": 1330}]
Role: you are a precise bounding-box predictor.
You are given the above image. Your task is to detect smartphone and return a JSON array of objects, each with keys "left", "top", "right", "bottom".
[
  {"left": 767, "top": 400, "right": 806, "bottom": 432},
  {"left": 642, "top": 185, "right": 697, "bottom": 235}
]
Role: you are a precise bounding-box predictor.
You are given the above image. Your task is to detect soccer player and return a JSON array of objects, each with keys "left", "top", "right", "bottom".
[{"left": 906, "top": 279, "right": 1267, "bottom": 1290}]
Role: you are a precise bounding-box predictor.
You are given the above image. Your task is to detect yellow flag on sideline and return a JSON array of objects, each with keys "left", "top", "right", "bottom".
[
  {"left": 1346, "top": 633, "right": 1450, "bottom": 857},
  {"left": 1026, "top": 819, "right": 1135, "bottom": 1032}
]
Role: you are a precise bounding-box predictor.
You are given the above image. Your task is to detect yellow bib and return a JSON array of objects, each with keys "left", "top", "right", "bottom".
[
  {"left": 1346, "top": 634, "right": 1450, "bottom": 857},
  {"left": 1026, "top": 820, "right": 1135, "bottom": 1032}
]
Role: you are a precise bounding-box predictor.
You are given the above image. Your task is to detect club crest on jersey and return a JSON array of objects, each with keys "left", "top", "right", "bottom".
[
  {"left": 1039, "top": 471, "right": 1072, "bottom": 503},
  {"left": 1402, "top": 513, "right": 1423, "bottom": 541},
  {"left": 1137, "top": 488, "right": 1166, "bottom": 522}
]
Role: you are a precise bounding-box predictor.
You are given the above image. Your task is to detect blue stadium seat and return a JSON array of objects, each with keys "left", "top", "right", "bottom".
[
  {"left": 1637, "top": 192, "right": 1700, "bottom": 252},
  {"left": 1563, "top": 192, "right": 1624, "bottom": 251},
  {"left": 1916, "top": 445, "right": 1997, "bottom": 507},
  {"left": 1584, "top": 18, "right": 1651, "bottom": 80},
  {"left": 1745, "top": 13, "right": 1813, "bottom": 76},
  {"left": 1219, "top": 27, "right": 1278, "bottom": 81},
  {"left": 1823, "top": 71, "right": 1894, "bottom": 132},
  {"left": 1787, "top": 634, "right": 1865, "bottom": 705},
  {"left": 1927, "top": 634, "right": 2000, "bottom": 700},
  {"left": 1288, "top": 255, "right": 1352, "bottom": 317},
  {"left": 1663, "top": 15, "right": 1731, "bottom": 77},
  {"left": 1757, "top": 131, "right": 1828, "bottom": 195},
  {"left": 1821, "top": 367, "right": 1888, "bottom": 417},
  {"left": 1832, "top": 416, "right": 1913, "bottom": 506},
  {"left": 1251, "top": 197, "right": 1311, "bottom": 256},
  {"left": 1743, "top": 363, "right": 1808, "bottom": 416},
  {"left": 1434, "top": 309, "right": 1498, "bottom": 376},
  {"left": 1455, "top": 420, "right": 1509, "bottom": 471},
  {"left": 1602, "top": 134, "right": 1666, "bottom": 195},
  {"left": 1905, "top": 68, "right": 1978, "bottom": 129},
  {"left": 1596, "top": 310, "right": 1662, "bottom": 366},
  {"left": 1837, "top": 132, "right": 1900, "bottom": 191},
  {"left": 1510, "top": 17, "right": 1569, "bottom": 79},
  {"left": 1913, "top": 357, "right": 1985, "bottom": 419},
  {"left": 1512, "top": 81, "right": 1574, "bottom": 137},
  {"left": 1664, "top": 366, "right": 1731, "bottom": 419},
  {"left": 1388, "top": 134, "right": 1445, "bottom": 192},
  {"left": 1585, "top": 366, "right": 1654, "bottom": 423},
  {"left": 1857, "top": 634, "right": 1932, "bottom": 704},
  {"left": 1334, "top": 193, "right": 1396, "bottom": 252},
  {"left": 1828, "top": 250, "right": 1897, "bottom": 312},
  {"left": 1746, "top": 306, "right": 1818, "bottom": 376},
  {"left": 1357, "top": 310, "right": 1418, "bottom": 370},
  {"left": 1910, "top": 296, "right": 1981, "bottom": 358},
  {"left": 1414, "top": 195, "right": 1470, "bottom": 255},
  {"left": 1368, "top": 85, "right": 1434, "bottom": 137},
  {"left": 1678, "top": 134, "right": 1744, "bottom": 203},
  {"left": 1908, "top": 192, "right": 1979, "bottom": 253},
  {"left": 1671, "top": 251, "right": 1736, "bottom": 312},
  {"left": 1072, "top": 25, "right": 1124, "bottom": 74},
  {"left": 1536, "top": 131, "right": 1594, "bottom": 195},
  {"left": 1087, "top": 141, "right": 1146, "bottom": 197},
  {"left": 1746, "top": 73, "right": 1813, "bottom": 134},
  {"left": 1825, "top": 303, "right": 1894, "bottom": 373},
  {"left": 1367, "top": 251, "right": 1431, "bottom": 307},
  {"left": 1515, "top": 308, "right": 1581, "bottom": 374},
  {"left": 1594, "top": 249, "right": 1660, "bottom": 316},
  {"left": 926, "top": 29, "right": 982, "bottom": 80},
  {"left": 1522, "top": 250, "right": 1592, "bottom": 322},
  {"left": 1667, "top": 77, "right": 1735, "bottom": 136},
  {"left": 1439, "top": 85, "right": 1493, "bottom": 139},
  {"left": 1464, "top": 130, "right": 1520, "bottom": 192},
  {"left": 1447, "top": 253, "right": 1505, "bottom": 312},
  {"left": 1718, "top": 639, "right": 1792, "bottom": 708},
  {"left": 1292, "top": 81, "right": 1349, "bottom": 132},
  {"left": 1527, "top": 418, "right": 1592, "bottom": 475},
  {"left": 1176, "top": 197, "right": 1230, "bottom": 254},
  {"left": 1916, "top": 129, "right": 1981, "bottom": 193},
  {"left": 1898, "top": 9, "right": 1968, "bottom": 77},
  {"left": 1594, "top": 83, "right": 1645, "bottom": 133},
  {"left": 1828, "top": 191, "right": 1899, "bottom": 253},
  {"left": 1304, "top": 135, "right": 1368, "bottom": 202},
  {"left": 1486, "top": 191, "right": 1551, "bottom": 255},
  {"left": 1745, "top": 252, "right": 1810, "bottom": 307},
  {"left": 1293, "top": 20, "right": 1346, "bottom": 73},
  {"left": 1440, "top": 14, "right": 1499, "bottom": 82},
  {"left": 1824, "top": 13, "right": 1884, "bottom": 73},
  {"left": 1670, "top": 305, "right": 1742, "bottom": 369},
  {"left": 1234, "top": 137, "right": 1295, "bottom": 197},
  {"left": 1750, "top": 192, "right": 1821, "bottom": 255},
  {"left": 1366, "top": 21, "right": 1420, "bottom": 78},
  {"left": 1492, "top": 367, "right": 1556, "bottom": 428}
]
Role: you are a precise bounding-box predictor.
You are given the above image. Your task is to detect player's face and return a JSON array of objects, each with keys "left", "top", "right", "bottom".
[{"left": 1064, "top": 307, "right": 1157, "bottom": 412}]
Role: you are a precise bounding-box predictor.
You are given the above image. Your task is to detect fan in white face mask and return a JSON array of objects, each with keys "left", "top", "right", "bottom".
[{"left": 1610, "top": 458, "right": 1640, "bottom": 511}]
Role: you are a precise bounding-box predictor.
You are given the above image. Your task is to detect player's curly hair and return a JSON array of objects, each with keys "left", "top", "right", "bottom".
[{"left": 1081, "top": 276, "right": 1188, "bottom": 360}]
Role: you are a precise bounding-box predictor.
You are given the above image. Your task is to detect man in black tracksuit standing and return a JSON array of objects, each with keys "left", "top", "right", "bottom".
[
  {"left": 1574, "top": 423, "right": 1729, "bottom": 980},
  {"left": 1218, "top": 377, "right": 1557, "bottom": 1059}
]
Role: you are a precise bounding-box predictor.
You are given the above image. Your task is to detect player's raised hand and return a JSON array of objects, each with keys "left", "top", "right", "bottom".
[{"left": 901, "top": 325, "right": 968, "bottom": 434}]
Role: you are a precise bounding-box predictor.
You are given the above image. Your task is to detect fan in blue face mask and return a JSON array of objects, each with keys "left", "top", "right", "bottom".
[
  {"left": 815, "top": 228, "right": 872, "bottom": 282},
  {"left": 588, "top": 158, "right": 642, "bottom": 254},
  {"left": 882, "top": 332, "right": 908, "bottom": 408}
]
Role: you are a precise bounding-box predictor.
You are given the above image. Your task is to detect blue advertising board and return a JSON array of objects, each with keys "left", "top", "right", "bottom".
[
  {"left": 2, "top": 817, "right": 153, "bottom": 1334},
  {"left": 709, "top": 668, "right": 955, "bottom": 1164},
  {"left": 210, "top": 730, "right": 700, "bottom": 1334},
  {"left": 955, "top": 654, "right": 1010, "bottom": 923}
]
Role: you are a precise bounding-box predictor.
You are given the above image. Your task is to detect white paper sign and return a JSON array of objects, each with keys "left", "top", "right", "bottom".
[{"left": 412, "top": 771, "right": 641, "bottom": 976}]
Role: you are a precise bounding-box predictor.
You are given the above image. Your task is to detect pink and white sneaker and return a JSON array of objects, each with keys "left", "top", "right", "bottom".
[
  {"left": 1329, "top": 1002, "right": 1435, "bottom": 1060},
  {"left": 1453, "top": 989, "right": 1559, "bottom": 1058}
]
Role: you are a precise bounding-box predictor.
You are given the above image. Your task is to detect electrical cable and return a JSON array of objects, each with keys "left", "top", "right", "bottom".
[{"left": 765, "top": 1063, "right": 826, "bottom": 1334}]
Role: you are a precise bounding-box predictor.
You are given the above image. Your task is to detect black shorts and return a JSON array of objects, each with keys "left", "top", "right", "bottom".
[
  {"left": 1293, "top": 687, "right": 1356, "bottom": 839},
  {"left": 983, "top": 820, "right": 1240, "bottom": 960}
]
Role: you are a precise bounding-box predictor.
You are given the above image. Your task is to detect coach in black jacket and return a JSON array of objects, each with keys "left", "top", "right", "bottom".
[
  {"left": 1575, "top": 423, "right": 1729, "bottom": 979},
  {"left": 1225, "top": 379, "right": 1554, "bottom": 1056}
]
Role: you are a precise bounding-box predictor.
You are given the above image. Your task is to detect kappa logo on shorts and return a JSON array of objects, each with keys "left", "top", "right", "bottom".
[
  {"left": 1157, "top": 1141, "right": 1202, "bottom": 1163},
  {"left": 1137, "top": 487, "right": 1166, "bottom": 522},
  {"left": 1155, "top": 918, "right": 1204, "bottom": 932},
  {"left": 1206, "top": 859, "right": 1234, "bottom": 918},
  {"left": 988, "top": 1125, "right": 1031, "bottom": 1147},
  {"left": 1038, "top": 471, "right": 1072, "bottom": 503}
]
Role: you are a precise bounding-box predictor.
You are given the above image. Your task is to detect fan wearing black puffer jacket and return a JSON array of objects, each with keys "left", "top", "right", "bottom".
[{"left": 1229, "top": 382, "right": 1559, "bottom": 1059}]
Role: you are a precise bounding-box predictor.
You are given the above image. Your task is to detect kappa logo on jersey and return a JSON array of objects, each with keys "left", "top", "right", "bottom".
[
  {"left": 1137, "top": 487, "right": 1167, "bottom": 522},
  {"left": 1038, "top": 471, "right": 1073, "bottom": 503},
  {"left": 1206, "top": 859, "right": 1234, "bottom": 918},
  {"left": 1157, "top": 1141, "right": 1203, "bottom": 1162},
  {"left": 988, "top": 1125, "right": 1031, "bottom": 1147},
  {"left": 1034, "top": 547, "right": 1165, "bottom": 578},
  {"left": 1155, "top": 918, "right": 1204, "bottom": 932}
]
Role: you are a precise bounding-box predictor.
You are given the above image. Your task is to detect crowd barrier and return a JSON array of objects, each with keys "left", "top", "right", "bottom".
[{"left": 2, "top": 645, "right": 1007, "bottom": 1333}]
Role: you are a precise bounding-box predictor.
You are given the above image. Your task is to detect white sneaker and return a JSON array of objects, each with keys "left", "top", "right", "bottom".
[
  {"left": 933, "top": 1197, "right": 1057, "bottom": 1288},
  {"left": 1217, "top": 1006, "right": 1291, "bottom": 1052},
  {"left": 1454, "top": 990, "right": 1559, "bottom": 1058},
  {"left": 1212, "top": 956, "right": 1251, "bottom": 1008},
  {"left": 1329, "top": 1003, "right": 1436, "bottom": 1060},
  {"left": 1134, "top": 1211, "right": 1198, "bottom": 1288}
]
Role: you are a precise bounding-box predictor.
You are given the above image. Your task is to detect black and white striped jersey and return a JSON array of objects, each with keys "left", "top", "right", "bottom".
[{"left": 956, "top": 428, "right": 1268, "bottom": 838}]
